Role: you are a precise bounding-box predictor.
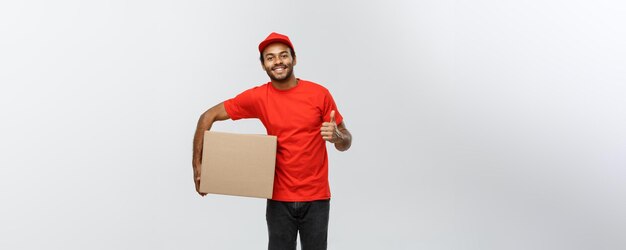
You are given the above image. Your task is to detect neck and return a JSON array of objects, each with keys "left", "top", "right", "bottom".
[{"left": 271, "top": 75, "right": 298, "bottom": 90}]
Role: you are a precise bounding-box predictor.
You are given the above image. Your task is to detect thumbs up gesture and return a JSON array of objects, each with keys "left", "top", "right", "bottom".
[{"left": 321, "top": 110, "right": 342, "bottom": 143}]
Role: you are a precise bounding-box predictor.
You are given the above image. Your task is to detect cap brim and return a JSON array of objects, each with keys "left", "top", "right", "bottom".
[{"left": 259, "top": 39, "right": 294, "bottom": 53}]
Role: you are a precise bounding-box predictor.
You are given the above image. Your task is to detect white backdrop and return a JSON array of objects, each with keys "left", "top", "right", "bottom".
[{"left": 1, "top": 1, "right": 625, "bottom": 249}]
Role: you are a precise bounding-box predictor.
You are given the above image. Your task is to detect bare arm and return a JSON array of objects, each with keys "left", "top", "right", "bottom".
[
  {"left": 192, "top": 102, "right": 230, "bottom": 196},
  {"left": 333, "top": 121, "right": 352, "bottom": 151},
  {"left": 320, "top": 110, "right": 352, "bottom": 152}
]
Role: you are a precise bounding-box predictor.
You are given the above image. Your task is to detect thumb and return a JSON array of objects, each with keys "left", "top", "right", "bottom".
[{"left": 330, "top": 110, "right": 336, "bottom": 123}]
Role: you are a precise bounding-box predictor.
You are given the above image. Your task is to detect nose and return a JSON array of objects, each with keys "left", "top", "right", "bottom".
[
  {"left": 274, "top": 58, "right": 283, "bottom": 66},
  {"left": 274, "top": 56, "right": 284, "bottom": 65}
]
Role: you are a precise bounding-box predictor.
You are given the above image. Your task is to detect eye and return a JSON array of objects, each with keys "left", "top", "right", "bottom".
[
  {"left": 266, "top": 57, "right": 274, "bottom": 61},
  {"left": 280, "top": 54, "right": 288, "bottom": 59}
]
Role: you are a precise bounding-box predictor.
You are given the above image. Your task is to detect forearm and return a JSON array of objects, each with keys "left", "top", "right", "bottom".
[
  {"left": 192, "top": 102, "right": 229, "bottom": 168},
  {"left": 192, "top": 112, "right": 215, "bottom": 167},
  {"left": 334, "top": 128, "right": 352, "bottom": 151}
]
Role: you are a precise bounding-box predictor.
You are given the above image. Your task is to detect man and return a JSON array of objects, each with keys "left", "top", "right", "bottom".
[{"left": 192, "top": 32, "right": 352, "bottom": 250}]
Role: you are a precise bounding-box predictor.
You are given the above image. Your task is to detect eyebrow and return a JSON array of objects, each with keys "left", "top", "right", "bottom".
[{"left": 265, "top": 51, "right": 289, "bottom": 57}]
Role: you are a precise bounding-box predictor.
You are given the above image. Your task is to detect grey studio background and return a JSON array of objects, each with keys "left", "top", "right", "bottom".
[{"left": 1, "top": 0, "right": 625, "bottom": 249}]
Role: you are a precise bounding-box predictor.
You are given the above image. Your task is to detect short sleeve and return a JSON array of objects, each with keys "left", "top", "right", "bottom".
[
  {"left": 322, "top": 89, "right": 343, "bottom": 125},
  {"left": 223, "top": 87, "right": 260, "bottom": 120}
]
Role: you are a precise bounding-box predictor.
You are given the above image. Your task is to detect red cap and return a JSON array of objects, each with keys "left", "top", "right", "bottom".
[{"left": 258, "top": 32, "right": 295, "bottom": 54}]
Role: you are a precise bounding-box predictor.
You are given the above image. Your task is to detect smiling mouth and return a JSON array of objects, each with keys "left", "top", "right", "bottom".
[{"left": 272, "top": 65, "right": 287, "bottom": 73}]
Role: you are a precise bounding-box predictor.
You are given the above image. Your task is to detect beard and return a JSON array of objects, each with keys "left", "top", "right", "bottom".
[{"left": 265, "top": 63, "right": 294, "bottom": 82}]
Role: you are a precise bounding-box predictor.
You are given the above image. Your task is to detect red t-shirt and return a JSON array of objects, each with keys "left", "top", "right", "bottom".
[{"left": 223, "top": 79, "right": 343, "bottom": 202}]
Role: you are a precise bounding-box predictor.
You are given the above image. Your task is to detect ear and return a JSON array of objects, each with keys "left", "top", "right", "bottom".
[
  {"left": 292, "top": 56, "right": 297, "bottom": 66},
  {"left": 261, "top": 59, "right": 267, "bottom": 70}
]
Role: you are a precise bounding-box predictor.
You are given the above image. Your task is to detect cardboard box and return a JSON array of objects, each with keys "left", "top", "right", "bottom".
[{"left": 199, "top": 131, "right": 277, "bottom": 199}]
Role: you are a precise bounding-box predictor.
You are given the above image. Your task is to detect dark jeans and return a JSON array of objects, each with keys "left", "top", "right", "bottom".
[{"left": 266, "top": 199, "right": 330, "bottom": 250}]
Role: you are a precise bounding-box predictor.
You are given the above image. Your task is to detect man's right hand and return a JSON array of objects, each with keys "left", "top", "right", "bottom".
[
  {"left": 193, "top": 102, "right": 229, "bottom": 197},
  {"left": 193, "top": 161, "right": 207, "bottom": 197}
]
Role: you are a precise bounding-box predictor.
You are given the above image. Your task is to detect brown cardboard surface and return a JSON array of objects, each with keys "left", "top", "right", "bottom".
[{"left": 199, "top": 131, "right": 277, "bottom": 199}]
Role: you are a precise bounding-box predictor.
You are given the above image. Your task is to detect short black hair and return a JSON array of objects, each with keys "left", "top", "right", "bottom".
[{"left": 259, "top": 47, "right": 296, "bottom": 62}]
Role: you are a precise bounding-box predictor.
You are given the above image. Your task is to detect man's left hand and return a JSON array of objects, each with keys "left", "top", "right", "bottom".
[{"left": 321, "top": 110, "right": 343, "bottom": 143}]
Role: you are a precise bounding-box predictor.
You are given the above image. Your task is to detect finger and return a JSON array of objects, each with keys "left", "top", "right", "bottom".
[
  {"left": 330, "top": 110, "right": 336, "bottom": 123},
  {"left": 321, "top": 132, "right": 330, "bottom": 139},
  {"left": 320, "top": 126, "right": 333, "bottom": 133},
  {"left": 322, "top": 133, "right": 334, "bottom": 141}
]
